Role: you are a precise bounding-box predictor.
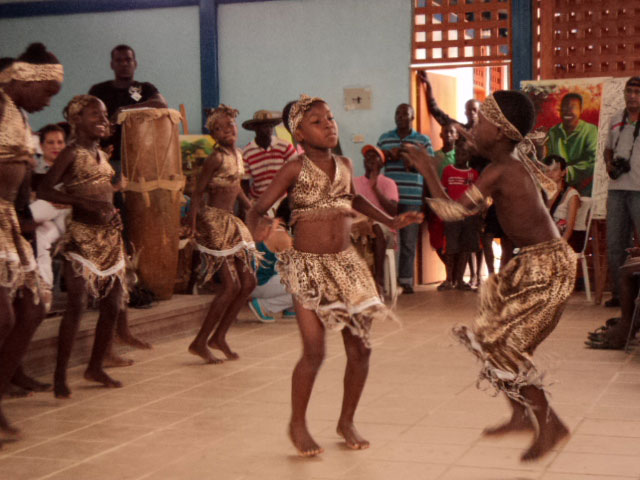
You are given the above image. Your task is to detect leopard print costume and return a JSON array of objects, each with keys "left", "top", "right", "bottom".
[
  {"left": 454, "top": 238, "right": 576, "bottom": 403},
  {"left": 278, "top": 155, "right": 392, "bottom": 348}
]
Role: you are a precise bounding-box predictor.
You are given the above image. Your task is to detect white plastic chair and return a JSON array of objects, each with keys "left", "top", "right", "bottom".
[
  {"left": 383, "top": 248, "right": 397, "bottom": 302},
  {"left": 574, "top": 196, "right": 593, "bottom": 302}
]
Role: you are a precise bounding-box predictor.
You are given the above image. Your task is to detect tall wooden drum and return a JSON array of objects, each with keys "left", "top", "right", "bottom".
[{"left": 118, "top": 108, "right": 185, "bottom": 300}]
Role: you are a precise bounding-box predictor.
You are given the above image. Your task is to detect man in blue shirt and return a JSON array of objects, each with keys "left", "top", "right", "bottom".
[{"left": 377, "top": 103, "right": 433, "bottom": 293}]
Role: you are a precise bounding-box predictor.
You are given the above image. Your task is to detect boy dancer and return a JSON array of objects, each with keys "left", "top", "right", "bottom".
[{"left": 401, "top": 90, "right": 576, "bottom": 461}]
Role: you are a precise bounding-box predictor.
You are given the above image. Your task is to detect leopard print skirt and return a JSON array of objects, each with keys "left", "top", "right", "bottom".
[
  {"left": 277, "top": 246, "right": 392, "bottom": 348},
  {"left": 195, "top": 205, "right": 258, "bottom": 285},
  {"left": 453, "top": 238, "right": 576, "bottom": 403}
]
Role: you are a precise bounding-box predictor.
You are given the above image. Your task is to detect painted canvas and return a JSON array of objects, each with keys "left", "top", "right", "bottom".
[{"left": 521, "top": 77, "right": 607, "bottom": 198}]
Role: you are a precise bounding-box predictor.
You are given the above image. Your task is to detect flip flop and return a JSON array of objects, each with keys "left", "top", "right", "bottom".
[{"left": 585, "top": 338, "right": 625, "bottom": 350}]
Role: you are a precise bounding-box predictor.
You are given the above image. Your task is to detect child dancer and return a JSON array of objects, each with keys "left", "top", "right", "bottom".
[
  {"left": 39, "top": 95, "right": 127, "bottom": 398},
  {"left": 247, "top": 95, "right": 422, "bottom": 456},
  {"left": 401, "top": 91, "right": 576, "bottom": 461},
  {"left": 0, "top": 42, "right": 62, "bottom": 434},
  {"left": 186, "top": 105, "right": 259, "bottom": 363}
]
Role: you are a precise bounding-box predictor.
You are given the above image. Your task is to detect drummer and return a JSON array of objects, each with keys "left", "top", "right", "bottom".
[{"left": 88, "top": 44, "right": 166, "bottom": 351}]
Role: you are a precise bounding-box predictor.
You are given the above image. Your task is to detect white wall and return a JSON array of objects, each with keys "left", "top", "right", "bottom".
[
  {"left": 0, "top": 6, "right": 201, "bottom": 133},
  {"left": 218, "top": 0, "right": 413, "bottom": 174}
]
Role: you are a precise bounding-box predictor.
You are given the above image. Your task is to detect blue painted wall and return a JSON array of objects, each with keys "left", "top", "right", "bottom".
[
  {"left": 218, "top": 0, "right": 413, "bottom": 172},
  {"left": 0, "top": 5, "right": 201, "bottom": 133}
]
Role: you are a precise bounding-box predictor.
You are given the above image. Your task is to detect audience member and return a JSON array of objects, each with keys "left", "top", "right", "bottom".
[
  {"left": 378, "top": 103, "right": 433, "bottom": 293},
  {"left": 545, "top": 92, "right": 598, "bottom": 197},
  {"left": 352, "top": 144, "right": 399, "bottom": 295},
  {"left": 30, "top": 124, "right": 71, "bottom": 287},
  {"left": 441, "top": 140, "right": 480, "bottom": 290},
  {"left": 603, "top": 76, "right": 640, "bottom": 308},
  {"left": 586, "top": 247, "right": 640, "bottom": 349},
  {"left": 242, "top": 110, "right": 296, "bottom": 205},
  {"left": 542, "top": 154, "right": 580, "bottom": 245}
]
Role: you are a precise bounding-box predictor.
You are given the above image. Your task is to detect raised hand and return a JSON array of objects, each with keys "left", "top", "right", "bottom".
[{"left": 398, "top": 143, "right": 436, "bottom": 172}]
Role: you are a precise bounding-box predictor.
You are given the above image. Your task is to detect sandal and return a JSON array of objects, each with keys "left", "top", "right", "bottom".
[{"left": 585, "top": 337, "right": 625, "bottom": 350}]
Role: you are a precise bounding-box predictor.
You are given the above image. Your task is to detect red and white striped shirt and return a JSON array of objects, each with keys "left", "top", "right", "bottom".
[{"left": 242, "top": 137, "right": 296, "bottom": 199}]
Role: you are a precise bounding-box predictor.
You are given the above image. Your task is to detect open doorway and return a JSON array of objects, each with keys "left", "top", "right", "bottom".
[{"left": 412, "top": 65, "right": 509, "bottom": 286}]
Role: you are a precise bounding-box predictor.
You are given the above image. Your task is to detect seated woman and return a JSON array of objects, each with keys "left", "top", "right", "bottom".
[{"left": 543, "top": 154, "right": 580, "bottom": 247}]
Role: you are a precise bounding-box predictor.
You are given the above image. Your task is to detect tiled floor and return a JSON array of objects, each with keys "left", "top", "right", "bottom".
[{"left": 2, "top": 286, "right": 640, "bottom": 480}]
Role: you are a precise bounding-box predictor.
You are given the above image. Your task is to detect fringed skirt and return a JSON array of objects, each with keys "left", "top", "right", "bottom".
[
  {"left": 60, "top": 220, "right": 128, "bottom": 305},
  {"left": 195, "top": 205, "right": 258, "bottom": 285},
  {"left": 454, "top": 238, "right": 576, "bottom": 404},
  {"left": 0, "top": 198, "right": 49, "bottom": 307},
  {"left": 277, "top": 246, "right": 392, "bottom": 348}
]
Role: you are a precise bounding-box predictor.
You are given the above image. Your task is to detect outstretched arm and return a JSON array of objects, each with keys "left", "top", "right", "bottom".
[
  {"left": 247, "top": 160, "right": 301, "bottom": 242},
  {"left": 417, "top": 71, "right": 458, "bottom": 127}
]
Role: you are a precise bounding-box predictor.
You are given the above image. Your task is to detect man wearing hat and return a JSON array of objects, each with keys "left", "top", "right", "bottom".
[
  {"left": 242, "top": 110, "right": 296, "bottom": 202},
  {"left": 601, "top": 76, "right": 640, "bottom": 309},
  {"left": 352, "top": 145, "right": 399, "bottom": 295}
]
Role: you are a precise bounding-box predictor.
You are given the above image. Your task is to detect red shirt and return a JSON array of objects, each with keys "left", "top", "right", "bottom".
[
  {"left": 242, "top": 137, "right": 296, "bottom": 199},
  {"left": 441, "top": 165, "right": 478, "bottom": 201}
]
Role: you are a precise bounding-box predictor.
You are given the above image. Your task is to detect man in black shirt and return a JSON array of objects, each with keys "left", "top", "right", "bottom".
[{"left": 88, "top": 44, "right": 167, "bottom": 181}]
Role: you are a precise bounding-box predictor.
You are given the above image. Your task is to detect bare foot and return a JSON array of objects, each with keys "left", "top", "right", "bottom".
[
  {"left": 207, "top": 338, "right": 239, "bottom": 360},
  {"left": 521, "top": 417, "right": 569, "bottom": 461},
  {"left": 337, "top": 422, "right": 370, "bottom": 450},
  {"left": 116, "top": 332, "right": 152, "bottom": 350},
  {"left": 289, "top": 422, "right": 323, "bottom": 457},
  {"left": 6, "top": 384, "right": 32, "bottom": 398},
  {"left": 12, "top": 370, "right": 53, "bottom": 392},
  {"left": 188, "top": 341, "right": 224, "bottom": 364},
  {"left": 83, "top": 369, "right": 123, "bottom": 388},
  {"left": 0, "top": 409, "right": 20, "bottom": 438},
  {"left": 54, "top": 380, "right": 72, "bottom": 399},
  {"left": 483, "top": 412, "right": 535, "bottom": 436},
  {"left": 103, "top": 353, "right": 135, "bottom": 368}
]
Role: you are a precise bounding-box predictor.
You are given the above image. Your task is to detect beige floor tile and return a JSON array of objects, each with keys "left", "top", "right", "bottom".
[
  {"left": 548, "top": 451, "right": 640, "bottom": 476},
  {"left": 0, "top": 456, "right": 72, "bottom": 480},
  {"left": 438, "top": 466, "right": 539, "bottom": 480},
  {"left": 16, "top": 438, "right": 117, "bottom": 461},
  {"left": 575, "top": 419, "right": 640, "bottom": 437},
  {"left": 540, "top": 474, "right": 636, "bottom": 480},
  {"left": 456, "top": 445, "right": 554, "bottom": 471}
]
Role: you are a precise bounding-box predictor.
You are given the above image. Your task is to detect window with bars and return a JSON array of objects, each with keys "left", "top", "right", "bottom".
[
  {"left": 534, "top": 0, "right": 640, "bottom": 79},
  {"left": 412, "top": 0, "right": 512, "bottom": 68}
]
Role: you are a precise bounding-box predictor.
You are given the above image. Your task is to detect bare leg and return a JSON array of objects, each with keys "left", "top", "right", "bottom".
[
  {"left": 208, "top": 258, "right": 256, "bottom": 360},
  {"left": 188, "top": 261, "right": 238, "bottom": 364},
  {"left": 520, "top": 385, "right": 569, "bottom": 461},
  {"left": 482, "top": 232, "right": 495, "bottom": 275},
  {"left": 84, "top": 282, "right": 123, "bottom": 389},
  {"left": 467, "top": 253, "right": 477, "bottom": 286},
  {"left": 0, "top": 287, "right": 45, "bottom": 435},
  {"left": 289, "top": 299, "right": 325, "bottom": 457},
  {"left": 483, "top": 394, "right": 535, "bottom": 435},
  {"left": 336, "top": 328, "right": 371, "bottom": 450},
  {"left": 115, "top": 308, "right": 152, "bottom": 349},
  {"left": 54, "top": 261, "right": 88, "bottom": 399}
]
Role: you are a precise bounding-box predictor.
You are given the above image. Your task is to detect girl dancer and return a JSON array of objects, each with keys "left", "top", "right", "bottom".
[
  {"left": 39, "top": 95, "right": 127, "bottom": 398},
  {"left": 247, "top": 95, "right": 422, "bottom": 456},
  {"left": 186, "top": 105, "right": 259, "bottom": 363}
]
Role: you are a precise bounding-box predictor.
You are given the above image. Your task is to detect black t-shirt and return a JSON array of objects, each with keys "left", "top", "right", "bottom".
[{"left": 88, "top": 80, "right": 159, "bottom": 169}]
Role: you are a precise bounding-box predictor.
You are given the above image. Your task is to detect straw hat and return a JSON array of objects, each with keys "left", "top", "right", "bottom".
[{"left": 242, "top": 110, "right": 283, "bottom": 130}]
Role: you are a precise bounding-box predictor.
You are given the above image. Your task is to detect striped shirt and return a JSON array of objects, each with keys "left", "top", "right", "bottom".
[
  {"left": 377, "top": 129, "right": 433, "bottom": 205},
  {"left": 242, "top": 137, "right": 296, "bottom": 199}
]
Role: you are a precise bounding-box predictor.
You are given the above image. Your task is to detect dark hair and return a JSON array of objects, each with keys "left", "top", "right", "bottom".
[
  {"left": 17, "top": 43, "right": 59, "bottom": 65},
  {"left": 57, "top": 121, "right": 71, "bottom": 139},
  {"left": 542, "top": 154, "right": 567, "bottom": 170},
  {"left": 493, "top": 90, "right": 535, "bottom": 139},
  {"left": 38, "top": 124, "right": 66, "bottom": 144},
  {"left": 0, "top": 57, "right": 14, "bottom": 72},
  {"left": 561, "top": 92, "right": 583, "bottom": 108},
  {"left": 282, "top": 100, "right": 297, "bottom": 134},
  {"left": 111, "top": 44, "right": 135, "bottom": 60},
  {"left": 626, "top": 76, "right": 640, "bottom": 89}
]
